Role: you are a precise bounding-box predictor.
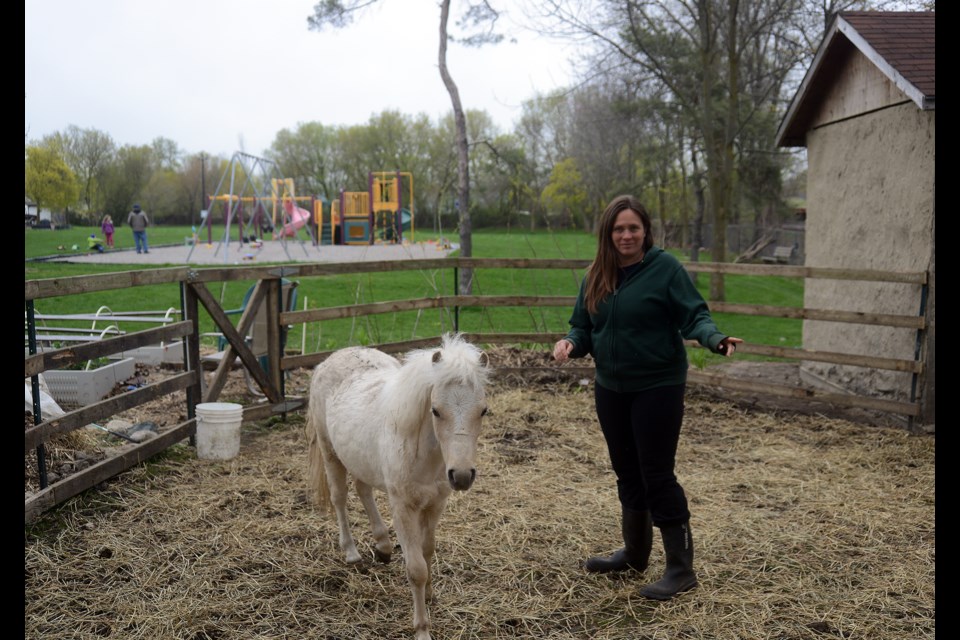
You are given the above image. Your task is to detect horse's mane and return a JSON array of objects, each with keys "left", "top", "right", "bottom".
[{"left": 382, "top": 333, "right": 490, "bottom": 432}]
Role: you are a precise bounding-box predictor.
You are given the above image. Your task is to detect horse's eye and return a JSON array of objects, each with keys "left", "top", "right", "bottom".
[
  {"left": 432, "top": 407, "right": 440, "bottom": 417},
  {"left": 481, "top": 407, "right": 488, "bottom": 417}
]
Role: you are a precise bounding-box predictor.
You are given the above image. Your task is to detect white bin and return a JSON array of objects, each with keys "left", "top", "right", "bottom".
[{"left": 195, "top": 402, "right": 243, "bottom": 460}]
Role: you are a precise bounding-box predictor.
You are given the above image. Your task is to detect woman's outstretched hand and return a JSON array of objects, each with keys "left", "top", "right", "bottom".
[
  {"left": 553, "top": 339, "right": 574, "bottom": 363},
  {"left": 718, "top": 337, "right": 744, "bottom": 357}
]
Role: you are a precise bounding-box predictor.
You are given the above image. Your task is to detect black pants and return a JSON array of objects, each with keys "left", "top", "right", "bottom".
[{"left": 594, "top": 382, "right": 690, "bottom": 527}]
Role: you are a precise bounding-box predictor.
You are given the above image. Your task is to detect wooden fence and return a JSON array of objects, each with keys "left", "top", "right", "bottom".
[{"left": 25, "top": 258, "right": 931, "bottom": 522}]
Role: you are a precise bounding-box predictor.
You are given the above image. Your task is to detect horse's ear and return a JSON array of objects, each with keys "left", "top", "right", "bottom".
[
  {"left": 432, "top": 350, "right": 443, "bottom": 364},
  {"left": 478, "top": 351, "right": 489, "bottom": 368}
]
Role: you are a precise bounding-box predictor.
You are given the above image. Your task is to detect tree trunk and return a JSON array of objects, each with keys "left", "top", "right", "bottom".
[
  {"left": 692, "top": 178, "right": 705, "bottom": 288},
  {"left": 679, "top": 122, "right": 690, "bottom": 253},
  {"left": 438, "top": 0, "right": 473, "bottom": 295}
]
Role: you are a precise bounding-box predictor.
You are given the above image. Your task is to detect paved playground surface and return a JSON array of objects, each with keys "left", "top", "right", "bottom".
[{"left": 42, "top": 238, "right": 457, "bottom": 266}]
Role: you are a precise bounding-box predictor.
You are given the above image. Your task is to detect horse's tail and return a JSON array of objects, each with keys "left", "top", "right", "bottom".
[{"left": 305, "top": 409, "right": 332, "bottom": 514}]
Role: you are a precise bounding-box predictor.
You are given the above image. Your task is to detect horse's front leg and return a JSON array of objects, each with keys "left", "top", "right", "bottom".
[
  {"left": 421, "top": 500, "right": 447, "bottom": 604},
  {"left": 355, "top": 479, "right": 393, "bottom": 563},
  {"left": 323, "top": 453, "right": 363, "bottom": 564},
  {"left": 390, "top": 498, "right": 432, "bottom": 640}
]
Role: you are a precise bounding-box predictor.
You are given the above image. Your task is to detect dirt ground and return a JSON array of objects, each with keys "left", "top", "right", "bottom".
[{"left": 24, "top": 347, "right": 935, "bottom": 640}]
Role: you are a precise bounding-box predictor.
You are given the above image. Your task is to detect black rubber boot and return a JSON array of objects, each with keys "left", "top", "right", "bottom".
[
  {"left": 585, "top": 507, "right": 653, "bottom": 573},
  {"left": 639, "top": 521, "right": 698, "bottom": 600}
]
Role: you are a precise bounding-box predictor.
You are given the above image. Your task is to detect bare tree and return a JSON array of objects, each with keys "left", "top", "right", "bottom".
[
  {"left": 531, "top": 0, "right": 809, "bottom": 300},
  {"left": 307, "top": 0, "right": 503, "bottom": 294}
]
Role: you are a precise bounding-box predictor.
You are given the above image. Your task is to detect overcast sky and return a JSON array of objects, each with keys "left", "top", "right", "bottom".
[{"left": 25, "top": 0, "right": 578, "bottom": 159}]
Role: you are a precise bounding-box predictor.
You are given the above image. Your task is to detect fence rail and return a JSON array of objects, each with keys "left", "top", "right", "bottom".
[{"left": 25, "top": 257, "right": 930, "bottom": 522}]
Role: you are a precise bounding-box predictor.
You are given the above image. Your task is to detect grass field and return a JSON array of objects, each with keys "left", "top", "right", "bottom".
[{"left": 25, "top": 226, "right": 803, "bottom": 360}]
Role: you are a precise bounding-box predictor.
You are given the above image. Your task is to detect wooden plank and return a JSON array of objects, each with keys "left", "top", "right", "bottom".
[
  {"left": 687, "top": 370, "right": 920, "bottom": 416},
  {"left": 23, "top": 260, "right": 926, "bottom": 298},
  {"left": 682, "top": 261, "right": 926, "bottom": 284},
  {"left": 29, "top": 326, "right": 126, "bottom": 334},
  {"left": 266, "top": 279, "right": 282, "bottom": 394},
  {"left": 287, "top": 298, "right": 443, "bottom": 323},
  {"left": 25, "top": 372, "right": 197, "bottom": 452},
  {"left": 187, "top": 265, "right": 304, "bottom": 283},
  {"left": 455, "top": 258, "right": 591, "bottom": 270},
  {"left": 460, "top": 332, "right": 564, "bottom": 345},
  {"left": 25, "top": 418, "right": 197, "bottom": 523},
  {"left": 25, "top": 267, "right": 191, "bottom": 301},
  {"left": 30, "top": 314, "right": 178, "bottom": 323},
  {"left": 286, "top": 296, "right": 575, "bottom": 325},
  {"left": 241, "top": 398, "right": 307, "bottom": 423},
  {"left": 453, "top": 295, "right": 577, "bottom": 308},
  {"left": 24, "top": 322, "right": 192, "bottom": 377},
  {"left": 281, "top": 333, "right": 562, "bottom": 371},
  {"left": 724, "top": 342, "right": 922, "bottom": 373},
  {"left": 708, "top": 302, "right": 924, "bottom": 329},
  {"left": 286, "top": 296, "right": 921, "bottom": 339},
  {"left": 27, "top": 333, "right": 125, "bottom": 344},
  {"left": 183, "top": 282, "right": 202, "bottom": 413}
]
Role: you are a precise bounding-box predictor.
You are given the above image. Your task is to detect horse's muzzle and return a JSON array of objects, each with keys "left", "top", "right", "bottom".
[{"left": 448, "top": 468, "right": 476, "bottom": 491}]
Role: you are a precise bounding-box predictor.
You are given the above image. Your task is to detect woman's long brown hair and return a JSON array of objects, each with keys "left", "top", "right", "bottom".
[{"left": 583, "top": 195, "right": 654, "bottom": 314}]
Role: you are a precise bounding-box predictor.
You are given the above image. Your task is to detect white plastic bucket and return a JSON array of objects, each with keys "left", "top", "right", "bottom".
[{"left": 195, "top": 402, "right": 243, "bottom": 460}]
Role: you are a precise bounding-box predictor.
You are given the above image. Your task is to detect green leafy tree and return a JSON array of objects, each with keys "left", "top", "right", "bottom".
[
  {"left": 541, "top": 157, "right": 588, "bottom": 229},
  {"left": 44, "top": 125, "right": 116, "bottom": 215},
  {"left": 267, "top": 122, "right": 340, "bottom": 199},
  {"left": 25, "top": 144, "right": 79, "bottom": 220}
]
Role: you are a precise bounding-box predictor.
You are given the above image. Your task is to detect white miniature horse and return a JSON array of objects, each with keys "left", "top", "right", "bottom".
[{"left": 306, "top": 333, "right": 490, "bottom": 640}]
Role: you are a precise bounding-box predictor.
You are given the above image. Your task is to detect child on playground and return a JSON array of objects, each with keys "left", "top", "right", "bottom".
[
  {"left": 100, "top": 214, "right": 115, "bottom": 248},
  {"left": 87, "top": 234, "right": 105, "bottom": 253}
]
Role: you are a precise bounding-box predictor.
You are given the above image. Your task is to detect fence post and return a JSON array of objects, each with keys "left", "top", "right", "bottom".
[
  {"left": 911, "top": 280, "right": 930, "bottom": 432},
  {"left": 183, "top": 279, "right": 202, "bottom": 446},
  {"left": 26, "top": 299, "right": 49, "bottom": 489},
  {"left": 453, "top": 265, "right": 459, "bottom": 332}
]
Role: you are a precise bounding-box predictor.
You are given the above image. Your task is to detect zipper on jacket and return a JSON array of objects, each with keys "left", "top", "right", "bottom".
[
  {"left": 609, "top": 254, "right": 646, "bottom": 393},
  {"left": 610, "top": 288, "right": 620, "bottom": 390}
]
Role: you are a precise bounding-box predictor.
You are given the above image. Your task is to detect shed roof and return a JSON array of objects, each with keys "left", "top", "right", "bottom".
[{"left": 777, "top": 11, "right": 935, "bottom": 148}]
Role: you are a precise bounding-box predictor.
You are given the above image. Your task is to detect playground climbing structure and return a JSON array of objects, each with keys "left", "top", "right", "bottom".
[{"left": 329, "top": 171, "right": 414, "bottom": 245}]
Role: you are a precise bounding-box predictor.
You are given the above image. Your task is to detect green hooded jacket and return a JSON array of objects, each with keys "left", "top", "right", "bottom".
[{"left": 563, "top": 246, "right": 728, "bottom": 392}]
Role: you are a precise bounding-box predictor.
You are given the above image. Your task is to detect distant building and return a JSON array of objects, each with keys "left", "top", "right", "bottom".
[{"left": 25, "top": 197, "right": 52, "bottom": 227}]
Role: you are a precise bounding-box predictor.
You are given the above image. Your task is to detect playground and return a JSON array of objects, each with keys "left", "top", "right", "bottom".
[
  {"left": 180, "top": 153, "right": 423, "bottom": 261},
  {"left": 45, "top": 154, "right": 451, "bottom": 266}
]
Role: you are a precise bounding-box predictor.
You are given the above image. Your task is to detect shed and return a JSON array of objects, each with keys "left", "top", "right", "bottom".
[
  {"left": 776, "top": 11, "right": 934, "bottom": 427},
  {"left": 25, "top": 197, "right": 38, "bottom": 225}
]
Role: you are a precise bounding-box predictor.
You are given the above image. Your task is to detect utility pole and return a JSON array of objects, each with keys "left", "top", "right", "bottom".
[{"left": 200, "top": 153, "right": 209, "bottom": 243}]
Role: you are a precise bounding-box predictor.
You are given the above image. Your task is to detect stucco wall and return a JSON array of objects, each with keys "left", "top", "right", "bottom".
[{"left": 802, "top": 102, "right": 934, "bottom": 404}]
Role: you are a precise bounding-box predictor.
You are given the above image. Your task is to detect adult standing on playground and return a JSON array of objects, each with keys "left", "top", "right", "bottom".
[
  {"left": 127, "top": 204, "right": 150, "bottom": 254},
  {"left": 100, "top": 214, "right": 115, "bottom": 248},
  {"left": 552, "top": 194, "right": 742, "bottom": 600}
]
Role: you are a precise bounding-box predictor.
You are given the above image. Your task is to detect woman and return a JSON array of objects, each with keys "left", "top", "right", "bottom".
[
  {"left": 553, "top": 195, "right": 742, "bottom": 600},
  {"left": 100, "top": 214, "right": 115, "bottom": 248}
]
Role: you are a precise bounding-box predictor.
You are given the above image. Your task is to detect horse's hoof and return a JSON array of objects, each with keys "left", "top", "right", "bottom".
[{"left": 374, "top": 549, "right": 392, "bottom": 564}]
